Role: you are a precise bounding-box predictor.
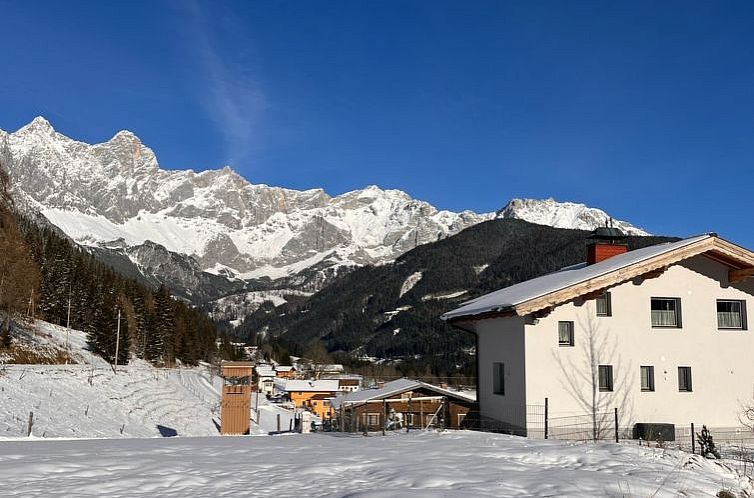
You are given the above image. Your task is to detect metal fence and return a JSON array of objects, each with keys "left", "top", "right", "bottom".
[{"left": 459, "top": 399, "right": 623, "bottom": 442}]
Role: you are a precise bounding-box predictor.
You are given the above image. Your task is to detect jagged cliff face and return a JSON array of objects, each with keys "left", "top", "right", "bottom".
[
  {"left": 0, "top": 117, "right": 489, "bottom": 280},
  {"left": 0, "top": 117, "right": 649, "bottom": 308}
]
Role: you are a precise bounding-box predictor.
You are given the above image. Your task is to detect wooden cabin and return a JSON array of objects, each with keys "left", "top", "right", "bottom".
[{"left": 331, "top": 378, "right": 475, "bottom": 433}]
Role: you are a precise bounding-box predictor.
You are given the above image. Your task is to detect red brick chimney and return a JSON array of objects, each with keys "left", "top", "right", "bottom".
[{"left": 587, "top": 223, "right": 628, "bottom": 265}]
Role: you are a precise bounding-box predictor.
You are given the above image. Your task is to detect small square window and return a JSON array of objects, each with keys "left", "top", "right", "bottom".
[
  {"left": 598, "top": 365, "right": 614, "bottom": 392},
  {"left": 717, "top": 300, "right": 747, "bottom": 329},
  {"left": 558, "top": 321, "right": 574, "bottom": 347},
  {"left": 678, "top": 366, "right": 692, "bottom": 392},
  {"left": 493, "top": 362, "right": 505, "bottom": 395},
  {"left": 596, "top": 292, "right": 612, "bottom": 317},
  {"left": 651, "top": 298, "right": 682, "bottom": 328},
  {"left": 640, "top": 366, "right": 654, "bottom": 392}
]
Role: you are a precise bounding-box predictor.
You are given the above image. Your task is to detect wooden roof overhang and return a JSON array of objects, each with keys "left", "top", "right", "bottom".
[{"left": 448, "top": 236, "right": 754, "bottom": 327}]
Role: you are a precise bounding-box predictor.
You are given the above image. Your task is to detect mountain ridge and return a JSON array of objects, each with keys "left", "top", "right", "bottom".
[{"left": 1, "top": 117, "right": 648, "bottom": 309}]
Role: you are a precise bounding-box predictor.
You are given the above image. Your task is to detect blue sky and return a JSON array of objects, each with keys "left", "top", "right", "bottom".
[{"left": 1, "top": 1, "right": 753, "bottom": 246}]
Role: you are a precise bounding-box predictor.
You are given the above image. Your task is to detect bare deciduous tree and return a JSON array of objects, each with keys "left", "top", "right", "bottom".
[
  {"left": 552, "top": 312, "right": 634, "bottom": 440},
  {"left": 0, "top": 158, "right": 41, "bottom": 342}
]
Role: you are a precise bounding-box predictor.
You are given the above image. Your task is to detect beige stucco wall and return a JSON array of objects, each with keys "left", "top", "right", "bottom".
[{"left": 522, "top": 254, "right": 754, "bottom": 429}]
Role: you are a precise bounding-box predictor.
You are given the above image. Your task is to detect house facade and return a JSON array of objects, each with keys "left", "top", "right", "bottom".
[{"left": 442, "top": 232, "right": 754, "bottom": 434}]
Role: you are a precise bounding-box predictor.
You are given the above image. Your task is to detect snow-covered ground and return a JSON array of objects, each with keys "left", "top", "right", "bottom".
[
  {"left": 2, "top": 320, "right": 752, "bottom": 496},
  {"left": 1, "top": 431, "right": 750, "bottom": 497}
]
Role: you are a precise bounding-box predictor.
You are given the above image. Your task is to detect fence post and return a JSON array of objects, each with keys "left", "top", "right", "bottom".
[
  {"left": 544, "top": 398, "right": 549, "bottom": 440},
  {"left": 691, "top": 423, "right": 695, "bottom": 454},
  {"left": 382, "top": 399, "right": 387, "bottom": 436},
  {"left": 406, "top": 397, "right": 412, "bottom": 433},
  {"left": 27, "top": 411, "right": 34, "bottom": 437},
  {"left": 614, "top": 408, "right": 619, "bottom": 443},
  {"left": 276, "top": 413, "right": 281, "bottom": 433}
]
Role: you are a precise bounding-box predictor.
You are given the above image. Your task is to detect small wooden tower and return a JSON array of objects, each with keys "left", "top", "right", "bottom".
[{"left": 220, "top": 361, "right": 254, "bottom": 435}]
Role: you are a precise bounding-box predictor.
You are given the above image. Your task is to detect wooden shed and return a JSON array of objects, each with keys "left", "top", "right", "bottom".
[
  {"left": 220, "top": 361, "right": 254, "bottom": 435},
  {"left": 331, "top": 378, "right": 475, "bottom": 433}
]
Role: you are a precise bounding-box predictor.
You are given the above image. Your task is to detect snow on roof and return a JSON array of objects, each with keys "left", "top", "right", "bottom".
[
  {"left": 442, "top": 234, "right": 714, "bottom": 321},
  {"left": 276, "top": 366, "right": 295, "bottom": 372},
  {"left": 280, "top": 380, "right": 340, "bottom": 393},
  {"left": 330, "top": 378, "right": 474, "bottom": 409}
]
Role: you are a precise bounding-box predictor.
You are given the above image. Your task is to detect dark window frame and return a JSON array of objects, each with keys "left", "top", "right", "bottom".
[
  {"left": 717, "top": 299, "right": 747, "bottom": 330},
  {"left": 596, "top": 291, "right": 612, "bottom": 317},
  {"left": 678, "top": 366, "right": 693, "bottom": 392},
  {"left": 598, "top": 365, "right": 614, "bottom": 392},
  {"left": 651, "top": 297, "right": 682, "bottom": 328},
  {"left": 558, "top": 321, "right": 575, "bottom": 347},
  {"left": 640, "top": 365, "right": 655, "bottom": 392}
]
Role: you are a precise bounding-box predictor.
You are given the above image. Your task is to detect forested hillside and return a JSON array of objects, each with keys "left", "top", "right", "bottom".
[
  {"left": 0, "top": 161, "right": 218, "bottom": 366},
  {"left": 238, "top": 219, "right": 676, "bottom": 377}
]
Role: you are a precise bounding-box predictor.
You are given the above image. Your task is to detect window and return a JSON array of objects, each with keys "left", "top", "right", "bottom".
[
  {"left": 366, "top": 414, "right": 380, "bottom": 426},
  {"left": 640, "top": 366, "right": 655, "bottom": 392},
  {"left": 717, "top": 300, "right": 747, "bottom": 329},
  {"left": 678, "top": 367, "right": 692, "bottom": 392},
  {"left": 493, "top": 362, "right": 505, "bottom": 395},
  {"left": 596, "top": 292, "right": 612, "bottom": 316},
  {"left": 598, "top": 365, "right": 614, "bottom": 392},
  {"left": 651, "top": 298, "right": 682, "bottom": 327},
  {"left": 558, "top": 321, "right": 574, "bottom": 346}
]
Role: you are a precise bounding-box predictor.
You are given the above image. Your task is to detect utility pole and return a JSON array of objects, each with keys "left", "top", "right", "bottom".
[
  {"left": 66, "top": 286, "right": 71, "bottom": 354},
  {"left": 114, "top": 309, "right": 121, "bottom": 374}
]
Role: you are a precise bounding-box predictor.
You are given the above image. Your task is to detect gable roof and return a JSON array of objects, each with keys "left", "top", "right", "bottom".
[
  {"left": 330, "top": 378, "right": 474, "bottom": 409},
  {"left": 442, "top": 234, "right": 754, "bottom": 322},
  {"left": 279, "top": 379, "right": 340, "bottom": 393}
]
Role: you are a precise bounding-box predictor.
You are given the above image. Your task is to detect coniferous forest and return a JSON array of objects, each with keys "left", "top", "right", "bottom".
[{"left": 0, "top": 162, "right": 218, "bottom": 366}]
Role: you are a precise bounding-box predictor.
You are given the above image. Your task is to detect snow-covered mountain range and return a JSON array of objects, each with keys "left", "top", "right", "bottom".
[{"left": 0, "top": 117, "right": 647, "bottom": 298}]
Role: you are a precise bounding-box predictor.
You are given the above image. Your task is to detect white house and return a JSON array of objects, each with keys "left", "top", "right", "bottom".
[
  {"left": 255, "top": 364, "right": 276, "bottom": 397},
  {"left": 442, "top": 230, "right": 754, "bottom": 435}
]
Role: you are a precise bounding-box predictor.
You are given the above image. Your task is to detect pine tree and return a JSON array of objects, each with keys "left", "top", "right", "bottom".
[{"left": 697, "top": 425, "right": 721, "bottom": 459}]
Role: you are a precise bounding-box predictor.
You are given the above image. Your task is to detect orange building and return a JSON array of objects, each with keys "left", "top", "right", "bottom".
[
  {"left": 282, "top": 379, "right": 339, "bottom": 419},
  {"left": 275, "top": 365, "right": 297, "bottom": 379}
]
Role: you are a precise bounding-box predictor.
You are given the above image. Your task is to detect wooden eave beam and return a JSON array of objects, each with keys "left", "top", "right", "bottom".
[
  {"left": 637, "top": 266, "right": 668, "bottom": 281},
  {"left": 514, "top": 237, "right": 716, "bottom": 316},
  {"left": 730, "top": 268, "right": 754, "bottom": 284}
]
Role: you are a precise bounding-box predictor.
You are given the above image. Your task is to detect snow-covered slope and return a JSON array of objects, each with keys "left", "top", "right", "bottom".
[
  {"left": 0, "top": 321, "right": 222, "bottom": 438},
  {"left": 498, "top": 198, "right": 648, "bottom": 235}
]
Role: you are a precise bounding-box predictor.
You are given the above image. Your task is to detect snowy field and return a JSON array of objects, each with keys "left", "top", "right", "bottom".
[
  {"left": 2, "top": 320, "right": 752, "bottom": 496},
  {"left": 1, "top": 431, "right": 751, "bottom": 497}
]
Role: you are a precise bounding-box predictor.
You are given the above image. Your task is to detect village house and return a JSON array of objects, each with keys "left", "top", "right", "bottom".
[
  {"left": 442, "top": 230, "right": 754, "bottom": 435},
  {"left": 254, "top": 364, "right": 276, "bottom": 397},
  {"left": 278, "top": 379, "right": 340, "bottom": 420},
  {"left": 330, "top": 378, "right": 475, "bottom": 432},
  {"left": 275, "top": 365, "right": 297, "bottom": 379}
]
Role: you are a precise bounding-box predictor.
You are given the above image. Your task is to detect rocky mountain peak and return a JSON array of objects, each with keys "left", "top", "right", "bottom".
[
  {"left": 1, "top": 117, "right": 649, "bottom": 287},
  {"left": 497, "top": 198, "right": 648, "bottom": 235}
]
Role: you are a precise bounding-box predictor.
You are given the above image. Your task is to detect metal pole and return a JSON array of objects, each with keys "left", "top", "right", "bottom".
[
  {"left": 114, "top": 309, "right": 121, "bottom": 373},
  {"left": 691, "top": 423, "right": 695, "bottom": 454},
  {"left": 277, "top": 413, "right": 281, "bottom": 433},
  {"left": 614, "top": 408, "right": 619, "bottom": 443},
  {"left": 544, "top": 397, "right": 549, "bottom": 439}
]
